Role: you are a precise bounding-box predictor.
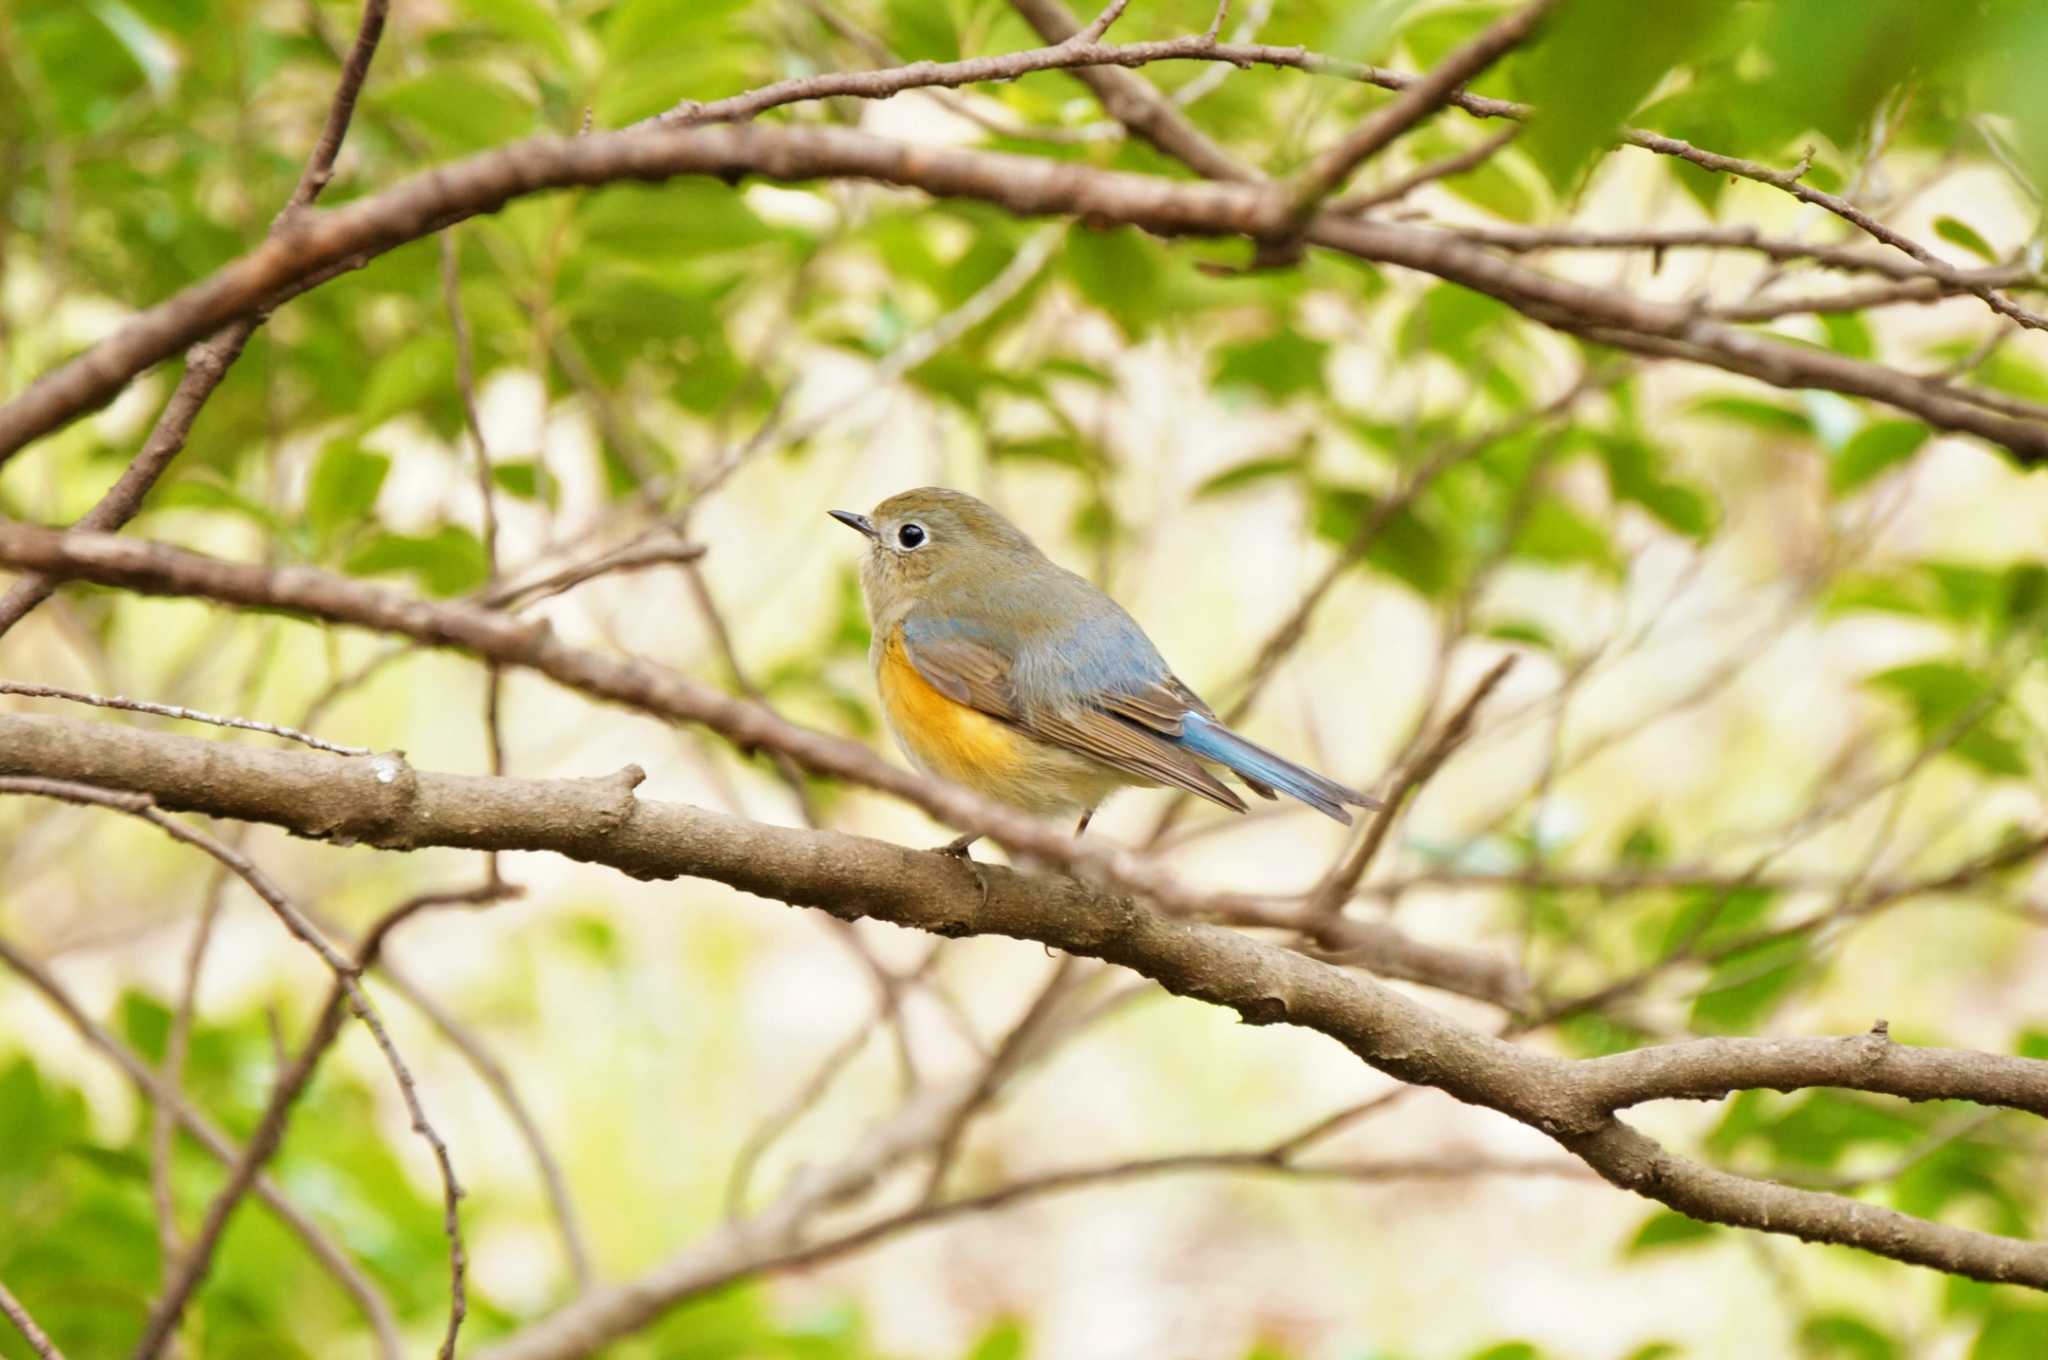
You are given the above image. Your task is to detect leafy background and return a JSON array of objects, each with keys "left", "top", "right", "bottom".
[{"left": 3, "top": 0, "right": 2048, "bottom": 1356}]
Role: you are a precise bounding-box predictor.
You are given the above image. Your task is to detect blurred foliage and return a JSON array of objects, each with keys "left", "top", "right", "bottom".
[{"left": 3, "top": 0, "right": 2048, "bottom": 1356}]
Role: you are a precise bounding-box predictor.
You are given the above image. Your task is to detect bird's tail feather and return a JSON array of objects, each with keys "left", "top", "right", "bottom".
[{"left": 1176, "top": 713, "right": 1380, "bottom": 825}]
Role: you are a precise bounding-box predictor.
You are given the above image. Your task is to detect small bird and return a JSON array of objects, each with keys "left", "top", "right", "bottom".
[{"left": 831, "top": 488, "right": 1378, "bottom": 851}]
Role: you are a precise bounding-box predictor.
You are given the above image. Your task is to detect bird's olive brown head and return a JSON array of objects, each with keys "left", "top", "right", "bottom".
[{"left": 829, "top": 487, "right": 1043, "bottom": 627}]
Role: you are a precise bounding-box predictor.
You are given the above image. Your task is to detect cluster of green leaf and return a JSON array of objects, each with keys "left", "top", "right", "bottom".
[{"left": 0, "top": 996, "right": 461, "bottom": 1357}]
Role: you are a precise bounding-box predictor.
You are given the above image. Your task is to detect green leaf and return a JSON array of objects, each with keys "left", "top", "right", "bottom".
[
  {"left": 491, "top": 461, "right": 546, "bottom": 502},
  {"left": 454, "top": 0, "right": 574, "bottom": 71},
  {"left": 1398, "top": 282, "right": 1513, "bottom": 364},
  {"left": 1756, "top": 0, "right": 1989, "bottom": 153},
  {"left": 989, "top": 435, "right": 1103, "bottom": 471},
  {"left": 1971, "top": 1307, "right": 2048, "bottom": 1359},
  {"left": 374, "top": 69, "right": 535, "bottom": 155},
  {"left": 1935, "top": 216, "right": 2000, "bottom": 264},
  {"left": 1589, "top": 432, "right": 1712, "bottom": 538},
  {"left": 1196, "top": 455, "right": 1307, "bottom": 499},
  {"left": 1404, "top": 128, "right": 1541, "bottom": 221},
  {"left": 1312, "top": 485, "right": 1453, "bottom": 598},
  {"left": 1513, "top": 497, "right": 1618, "bottom": 574},
  {"left": 343, "top": 526, "right": 490, "bottom": 597},
  {"left": 1213, "top": 330, "right": 1329, "bottom": 401},
  {"left": 1064, "top": 227, "right": 1163, "bottom": 339},
  {"left": 1512, "top": 0, "right": 1729, "bottom": 192},
  {"left": 1801, "top": 1315, "right": 1900, "bottom": 1360},
  {"left": 1866, "top": 661, "right": 2028, "bottom": 777},
  {"left": 579, "top": 182, "right": 776, "bottom": 259},
  {"left": 1625, "top": 1210, "right": 1717, "bottom": 1256},
  {"left": 1691, "top": 936, "right": 1813, "bottom": 1032},
  {"left": 599, "top": 0, "right": 753, "bottom": 123},
  {"left": 966, "top": 1318, "right": 1028, "bottom": 1360},
  {"left": 356, "top": 333, "right": 455, "bottom": 433},
  {"left": 1830, "top": 420, "right": 1929, "bottom": 493},
  {"left": 1820, "top": 311, "right": 1875, "bottom": 360},
  {"left": 886, "top": 0, "right": 959, "bottom": 61},
  {"left": 304, "top": 440, "right": 390, "bottom": 546},
  {"left": 1657, "top": 886, "right": 1776, "bottom": 958},
  {"left": 1691, "top": 396, "right": 1812, "bottom": 435},
  {"left": 153, "top": 478, "right": 283, "bottom": 531}
]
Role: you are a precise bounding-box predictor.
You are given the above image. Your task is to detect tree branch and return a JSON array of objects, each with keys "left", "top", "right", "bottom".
[
  {"left": 7, "top": 712, "right": 2048, "bottom": 1296},
  {"left": 1, "top": 122, "right": 2039, "bottom": 465},
  {"left": 1277, "top": 0, "right": 1555, "bottom": 232},
  {"left": 0, "top": 1279, "right": 65, "bottom": 1360}
]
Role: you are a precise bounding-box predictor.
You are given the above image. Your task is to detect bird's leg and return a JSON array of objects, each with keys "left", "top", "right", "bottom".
[
  {"left": 932, "top": 831, "right": 980, "bottom": 858},
  {"left": 928, "top": 831, "right": 991, "bottom": 910}
]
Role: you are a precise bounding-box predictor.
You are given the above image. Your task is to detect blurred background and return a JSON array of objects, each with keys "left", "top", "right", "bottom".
[{"left": 3, "top": 1, "right": 2048, "bottom": 1356}]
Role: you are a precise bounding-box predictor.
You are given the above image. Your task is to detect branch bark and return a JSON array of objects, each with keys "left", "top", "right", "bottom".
[
  {"left": 6, "top": 711, "right": 2048, "bottom": 1296},
  {"left": 1, "top": 122, "right": 2039, "bottom": 465}
]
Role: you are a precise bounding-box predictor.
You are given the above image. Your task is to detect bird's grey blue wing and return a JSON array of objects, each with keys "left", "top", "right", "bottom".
[{"left": 899, "top": 615, "right": 1247, "bottom": 812}]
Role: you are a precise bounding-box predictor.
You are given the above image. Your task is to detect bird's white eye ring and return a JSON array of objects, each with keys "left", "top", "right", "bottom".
[{"left": 897, "top": 522, "right": 928, "bottom": 549}]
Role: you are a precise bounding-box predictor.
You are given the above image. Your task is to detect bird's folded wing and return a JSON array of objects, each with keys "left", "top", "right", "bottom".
[
  {"left": 1097, "top": 676, "right": 1280, "bottom": 802},
  {"left": 902, "top": 633, "right": 1247, "bottom": 813}
]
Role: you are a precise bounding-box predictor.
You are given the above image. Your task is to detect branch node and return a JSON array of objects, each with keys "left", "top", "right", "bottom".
[{"left": 1239, "top": 993, "right": 1290, "bottom": 1026}]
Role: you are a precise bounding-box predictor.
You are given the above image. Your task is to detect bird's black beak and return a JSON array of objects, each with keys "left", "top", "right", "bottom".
[{"left": 829, "top": 509, "right": 877, "bottom": 540}]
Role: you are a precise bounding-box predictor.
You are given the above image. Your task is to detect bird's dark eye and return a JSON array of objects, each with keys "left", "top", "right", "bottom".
[{"left": 897, "top": 523, "right": 927, "bottom": 549}]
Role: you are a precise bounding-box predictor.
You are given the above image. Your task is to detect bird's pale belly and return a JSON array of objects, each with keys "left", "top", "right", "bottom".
[{"left": 875, "top": 630, "right": 1129, "bottom": 814}]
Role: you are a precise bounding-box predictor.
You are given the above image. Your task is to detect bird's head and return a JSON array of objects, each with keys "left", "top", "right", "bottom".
[{"left": 829, "top": 487, "right": 1043, "bottom": 623}]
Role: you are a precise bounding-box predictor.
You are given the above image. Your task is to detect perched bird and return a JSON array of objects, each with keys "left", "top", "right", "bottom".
[{"left": 831, "top": 487, "right": 1378, "bottom": 851}]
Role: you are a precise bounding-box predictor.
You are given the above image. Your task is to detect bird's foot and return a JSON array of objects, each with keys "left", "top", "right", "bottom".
[
  {"left": 930, "top": 831, "right": 981, "bottom": 859},
  {"left": 928, "top": 832, "right": 990, "bottom": 911}
]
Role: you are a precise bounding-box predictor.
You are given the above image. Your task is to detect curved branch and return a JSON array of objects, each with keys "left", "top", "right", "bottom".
[
  {"left": 1, "top": 122, "right": 2040, "bottom": 466},
  {"left": 0, "top": 523, "right": 1367, "bottom": 924},
  {"left": 6, "top": 710, "right": 2048, "bottom": 1295}
]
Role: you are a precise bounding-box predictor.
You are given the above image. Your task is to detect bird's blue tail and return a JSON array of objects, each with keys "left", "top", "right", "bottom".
[{"left": 1175, "top": 713, "right": 1379, "bottom": 825}]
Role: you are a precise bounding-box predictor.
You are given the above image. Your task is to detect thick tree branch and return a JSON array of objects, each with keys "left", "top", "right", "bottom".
[
  {"left": 6, "top": 712, "right": 2048, "bottom": 1295},
  {"left": 1, "top": 123, "right": 2040, "bottom": 465},
  {"left": 0, "top": 524, "right": 1384, "bottom": 923}
]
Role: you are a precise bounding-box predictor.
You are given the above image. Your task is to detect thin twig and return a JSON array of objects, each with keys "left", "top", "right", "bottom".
[
  {"left": 0, "top": 935, "right": 403, "bottom": 1359},
  {"left": 1305, "top": 656, "right": 1518, "bottom": 918},
  {"left": 1335, "top": 126, "right": 1522, "bottom": 215},
  {"left": 0, "top": 1279, "right": 65, "bottom": 1360},
  {"left": 0, "top": 778, "right": 470, "bottom": 1360},
  {"left": 0, "top": 680, "right": 372, "bottom": 757},
  {"left": 1274, "top": 0, "right": 1557, "bottom": 239}
]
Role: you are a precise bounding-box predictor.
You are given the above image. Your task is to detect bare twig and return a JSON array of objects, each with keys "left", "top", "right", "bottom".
[
  {"left": 0, "top": 1279, "right": 65, "bottom": 1360},
  {"left": 3, "top": 124, "right": 2045, "bottom": 461},
  {"left": 1335, "top": 126, "right": 1522, "bottom": 215},
  {"left": 1305, "top": 656, "right": 1519, "bottom": 917},
  {"left": 10, "top": 715, "right": 2048, "bottom": 1299},
  {"left": 0, "top": 680, "right": 372, "bottom": 756},
  {"left": 1274, "top": 1, "right": 1557, "bottom": 239},
  {"left": 0, "top": 935, "right": 403, "bottom": 1359},
  {"left": 0, "top": 778, "right": 471, "bottom": 1360}
]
